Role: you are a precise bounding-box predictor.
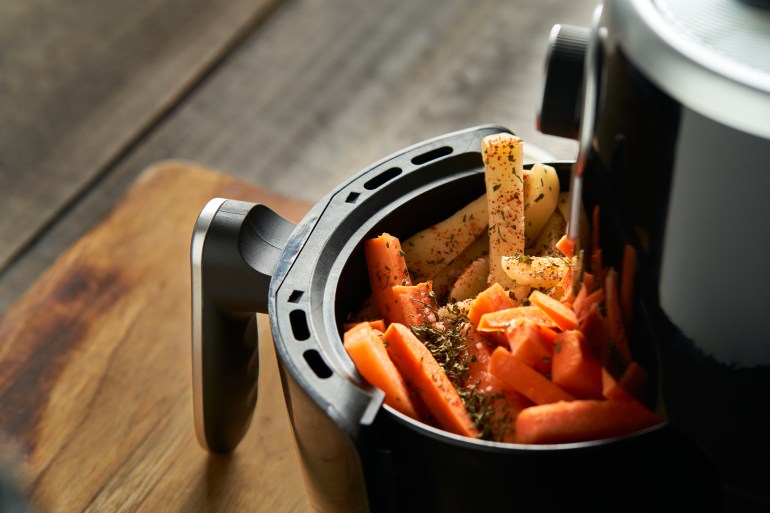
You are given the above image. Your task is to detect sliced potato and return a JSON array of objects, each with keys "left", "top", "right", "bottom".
[
  {"left": 448, "top": 256, "right": 490, "bottom": 302},
  {"left": 482, "top": 133, "right": 528, "bottom": 300},
  {"left": 530, "top": 209, "right": 567, "bottom": 257},
  {"left": 403, "top": 194, "right": 487, "bottom": 282},
  {"left": 431, "top": 231, "right": 489, "bottom": 303},
  {"left": 501, "top": 254, "right": 570, "bottom": 289},
  {"left": 557, "top": 191, "right": 569, "bottom": 220},
  {"left": 523, "top": 163, "right": 560, "bottom": 248}
]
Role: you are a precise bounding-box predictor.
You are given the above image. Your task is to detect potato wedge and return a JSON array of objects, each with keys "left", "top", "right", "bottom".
[
  {"left": 501, "top": 254, "right": 570, "bottom": 289},
  {"left": 431, "top": 232, "right": 489, "bottom": 303},
  {"left": 523, "top": 163, "right": 560, "bottom": 248},
  {"left": 403, "top": 194, "right": 487, "bottom": 282},
  {"left": 530, "top": 209, "right": 567, "bottom": 257},
  {"left": 448, "top": 256, "right": 490, "bottom": 302},
  {"left": 482, "top": 133, "right": 528, "bottom": 301},
  {"left": 557, "top": 191, "right": 569, "bottom": 220}
]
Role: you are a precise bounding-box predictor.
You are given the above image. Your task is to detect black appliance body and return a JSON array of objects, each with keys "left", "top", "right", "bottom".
[{"left": 538, "top": 0, "right": 770, "bottom": 511}]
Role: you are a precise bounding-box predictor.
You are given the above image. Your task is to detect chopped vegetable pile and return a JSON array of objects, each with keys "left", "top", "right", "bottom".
[{"left": 343, "top": 133, "right": 662, "bottom": 444}]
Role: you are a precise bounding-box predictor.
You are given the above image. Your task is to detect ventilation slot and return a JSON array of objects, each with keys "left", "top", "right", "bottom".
[
  {"left": 303, "top": 349, "right": 333, "bottom": 379},
  {"left": 411, "top": 146, "right": 453, "bottom": 165},
  {"left": 345, "top": 191, "right": 361, "bottom": 204},
  {"left": 289, "top": 310, "right": 310, "bottom": 341},
  {"left": 364, "top": 167, "right": 401, "bottom": 190},
  {"left": 288, "top": 290, "right": 304, "bottom": 303}
]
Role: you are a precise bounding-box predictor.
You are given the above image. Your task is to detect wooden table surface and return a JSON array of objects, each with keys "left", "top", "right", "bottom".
[{"left": 0, "top": 0, "right": 597, "bottom": 511}]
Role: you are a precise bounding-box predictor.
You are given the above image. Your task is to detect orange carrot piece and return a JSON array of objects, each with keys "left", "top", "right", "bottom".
[
  {"left": 528, "top": 290, "right": 578, "bottom": 331},
  {"left": 555, "top": 235, "right": 574, "bottom": 259},
  {"left": 582, "top": 272, "right": 596, "bottom": 294},
  {"left": 343, "top": 319, "right": 387, "bottom": 332},
  {"left": 580, "top": 302, "right": 612, "bottom": 369},
  {"left": 552, "top": 330, "right": 603, "bottom": 399},
  {"left": 489, "top": 347, "right": 575, "bottom": 405},
  {"left": 571, "top": 284, "right": 588, "bottom": 318},
  {"left": 472, "top": 373, "right": 531, "bottom": 443},
  {"left": 505, "top": 318, "right": 553, "bottom": 375},
  {"left": 365, "top": 233, "right": 412, "bottom": 325},
  {"left": 464, "top": 325, "right": 497, "bottom": 388},
  {"left": 573, "top": 286, "right": 605, "bottom": 324},
  {"left": 343, "top": 323, "right": 418, "bottom": 419},
  {"left": 602, "top": 368, "right": 635, "bottom": 402},
  {"left": 463, "top": 330, "right": 531, "bottom": 442},
  {"left": 591, "top": 248, "right": 604, "bottom": 283},
  {"left": 515, "top": 398, "right": 662, "bottom": 444},
  {"left": 466, "top": 283, "right": 518, "bottom": 345},
  {"left": 620, "top": 244, "right": 636, "bottom": 329},
  {"left": 618, "top": 360, "right": 648, "bottom": 401},
  {"left": 534, "top": 324, "right": 557, "bottom": 351},
  {"left": 604, "top": 268, "right": 632, "bottom": 364},
  {"left": 390, "top": 282, "right": 434, "bottom": 327},
  {"left": 477, "top": 306, "right": 558, "bottom": 332},
  {"left": 383, "top": 323, "right": 479, "bottom": 438},
  {"left": 468, "top": 283, "right": 518, "bottom": 326}
]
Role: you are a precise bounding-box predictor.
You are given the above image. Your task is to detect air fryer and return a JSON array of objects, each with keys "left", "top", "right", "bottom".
[{"left": 191, "top": 124, "right": 723, "bottom": 512}]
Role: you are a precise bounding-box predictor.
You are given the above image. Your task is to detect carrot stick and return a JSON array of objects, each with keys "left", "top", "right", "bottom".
[
  {"left": 489, "top": 347, "right": 575, "bottom": 405},
  {"left": 604, "top": 268, "right": 631, "bottom": 365},
  {"left": 618, "top": 360, "right": 648, "bottom": 401},
  {"left": 591, "top": 248, "right": 604, "bottom": 283},
  {"left": 528, "top": 290, "right": 578, "bottom": 331},
  {"left": 515, "top": 398, "right": 662, "bottom": 444},
  {"left": 580, "top": 302, "right": 612, "bottom": 369},
  {"left": 343, "top": 319, "right": 386, "bottom": 332},
  {"left": 601, "top": 368, "right": 635, "bottom": 402},
  {"left": 505, "top": 318, "right": 553, "bottom": 375},
  {"left": 463, "top": 329, "right": 531, "bottom": 442},
  {"left": 365, "top": 233, "right": 412, "bottom": 325},
  {"left": 555, "top": 234, "right": 574, "bottom": 259},
  {"left": 467, "top": 283, "right": 518, "bottom": 326},
  {"left": 620, "top": 244, "right": 636, "bottom": 329},
  {"left": 391, "top": 282, "right": 434, "bottom": 327},
  {"left": 476, "top": 306, "right": 558, "bottom": 333},
  {"left": 534, "top": 324, "right": 558, "bottom": 351},
  {"left": 571, "top": 284, "right": 588, "bottom": 318},
  {"left": 382, "top": 323, "right": 479, "bottom": 438},
  {"left": 573, "top": 286, "right": 605, "bottom": 324},
  {"left": 463, "top": 325, "right": 497, "bottom": 388},
  {"left": 343, "top": 323, "right": 418, "bottom": 419},
  {"left": 551, "top": 330, "right": 603, "bottom": 399}
]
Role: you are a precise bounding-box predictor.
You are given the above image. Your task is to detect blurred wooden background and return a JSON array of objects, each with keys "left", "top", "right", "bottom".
[{"left": 0, "top": 0, "right": 596, "bottom": 314}]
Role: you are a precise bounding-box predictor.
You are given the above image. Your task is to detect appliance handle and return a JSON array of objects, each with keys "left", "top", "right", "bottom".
[{"left": 191, "top": 198, "right": 296, "bottom": 453}]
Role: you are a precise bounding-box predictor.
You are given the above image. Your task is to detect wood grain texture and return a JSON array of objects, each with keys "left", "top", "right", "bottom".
[
  {"left": 0, "top": 0, "right": 285, "bottom": 272},
  {"left": 93, "top": 0, "right": 595, "bottom": 204},
  {"left": 0, "top": 0, "right": 596, "bottom": 311},
  {"left": 0, "top": 162, "right": 312, "bottom": 513}
]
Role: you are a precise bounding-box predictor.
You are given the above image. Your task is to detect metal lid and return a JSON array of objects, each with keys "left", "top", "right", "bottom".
[{"left": 605, "top": 0, "right": 770, "bottom": 138}]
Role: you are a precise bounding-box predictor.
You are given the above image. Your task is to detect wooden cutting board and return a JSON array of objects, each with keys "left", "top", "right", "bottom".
[{"left": 0, "top": 161, "right": 313, "bottom": 513}]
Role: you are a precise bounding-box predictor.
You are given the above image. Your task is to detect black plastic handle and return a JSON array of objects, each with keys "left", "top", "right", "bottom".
[{"left": 191, "top": 198, "right": 296, "bottom": 453}]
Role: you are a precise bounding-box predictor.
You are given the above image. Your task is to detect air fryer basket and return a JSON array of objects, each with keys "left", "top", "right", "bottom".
[{"left": 193, "top": 125, "right": 721, "bottom": 512}]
